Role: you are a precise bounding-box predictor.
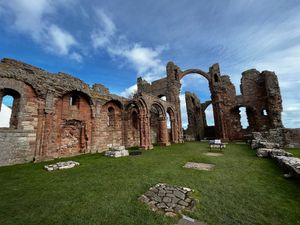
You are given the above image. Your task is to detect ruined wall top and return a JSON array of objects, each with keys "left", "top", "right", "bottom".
[{"left": 0, "top": 58, "right": 127, "bottom": 103}]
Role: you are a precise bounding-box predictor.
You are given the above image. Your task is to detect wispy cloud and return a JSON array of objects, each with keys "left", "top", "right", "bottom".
[
  {"left": 0, "top": 0, "right": 82, "bottom": 61},
  {"left": 91, "top": 9, "right": 167, "bottom": 96}
]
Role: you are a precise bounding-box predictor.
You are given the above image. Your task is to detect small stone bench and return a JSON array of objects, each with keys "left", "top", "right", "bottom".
[{"left": 209, "top": 139, "right": 226, "bottom": 150}]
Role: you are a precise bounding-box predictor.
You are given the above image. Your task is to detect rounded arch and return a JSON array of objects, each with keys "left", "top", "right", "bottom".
[
  {"left": 125, "top": 101, "right": 141, "bottom": 113},
  {"left": 179, "top": 69, "right": 210, "bottom": 81},
  {"left": 150, "top": 102, "right": 167, "bottom": 119},
  {"left": 103, "top": 99, "right": 123, "bottom": 110},
  {"left": 62, "top": 90, "right": 94, "bottom": 106}
]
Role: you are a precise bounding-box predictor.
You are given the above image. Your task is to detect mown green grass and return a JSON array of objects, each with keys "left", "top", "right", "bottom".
[
  {"left": 0, "top": 142, "right": 299, "bottom": 225},
  {"left": 287, "top": 148, "right": 300, "bottom": 158}
]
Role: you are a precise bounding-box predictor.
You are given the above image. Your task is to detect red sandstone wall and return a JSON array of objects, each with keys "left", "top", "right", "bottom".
[{"left": 0, "top": 79, "right": 39, "bottom": 165}]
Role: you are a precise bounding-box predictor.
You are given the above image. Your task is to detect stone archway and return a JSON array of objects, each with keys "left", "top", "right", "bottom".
[
  {"left": 166, "top": 63, "right": 220, "bottom": 141},
  {"left": 167, "top": 107, "right": 178, "bottom": 143},
  {"left": 150, "top": 102, "right": 169, "bottom": 146}
]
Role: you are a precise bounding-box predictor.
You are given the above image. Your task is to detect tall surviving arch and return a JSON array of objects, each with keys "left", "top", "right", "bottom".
[
  {"left": 165, "top": 62, "right": 224, "bottom": 141},
  {"left": 136, "top": 61, "right": 226, "bottom": 141}
]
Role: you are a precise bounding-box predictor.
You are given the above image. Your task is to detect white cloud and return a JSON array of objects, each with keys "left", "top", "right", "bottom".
[
  {"left": 70, "top": 52, "right": 83, "bottom": 63},
  {"left": 91, "top": 10, "right": 166, "bottom": 84},
  {"left": 121, "top": 44, "right": 166, "bottom": 81},
  {"left": 91, "top": 9, "right": 116, "bottom": 49},
  {"left": 0, "top": 104, "right": 11, "bottom": 127},
  {"left": 0, "top": 0, "right": 81, "bottom": 61},
  {"left": 1, "top": 0, "right": 53, "bottom": 39},
  {"left": 120, "top": 84, "right": 137, "bottom": 98},
  {"left": 47, "top": 25, "right": 77, "bottom": 55}
]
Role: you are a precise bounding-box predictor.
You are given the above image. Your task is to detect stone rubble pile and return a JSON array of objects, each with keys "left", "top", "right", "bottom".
[
  {"left": 256, "top": 148, "right": 292, "bottom": 158},
  {"left": 139, "top": 183, "right": 196, "bottom": 217},
  {"left": 105, "top": 145, "right": 129, "bottom": 158},
  {"left": 44, "top": 161, "right": 80, "bottom": 171},
  {"left": 251, "top": 133, "right": 299, "bottom": 178}
]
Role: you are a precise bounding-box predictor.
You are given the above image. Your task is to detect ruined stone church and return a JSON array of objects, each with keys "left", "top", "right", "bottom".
[{"left": 0, "top": 58, "right": 297, "bottom": 166}]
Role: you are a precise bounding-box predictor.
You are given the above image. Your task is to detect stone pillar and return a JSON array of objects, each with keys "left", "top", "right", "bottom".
[
  {"left": 139, "top": 114, "right": 152, "bottom": 150},
  {"left": 158, "top": 117, "right": 170, "bottom": 146}
]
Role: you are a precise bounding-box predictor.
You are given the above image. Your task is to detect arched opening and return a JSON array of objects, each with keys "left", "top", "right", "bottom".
[
  {"left": 0, "top": 89, "right": 21, "bottom": 129},
  {"left": 150, "top": 105, "right": 160, "bottom": 144},
  {"left": 124, "top": 102, "right": 141, "bottom": 147},
  {"left": 205, "top": 104, "right": 215, "bottom": 126},
  {"left": 150, "top": 103, "right": 168, "bottom": 145},
  {"left": 69, "top": 94, "right": 79, "bottom": 107},
  {"left": 262, "top": 109, "right": 268, "bottom": 116},
  {"left": 214, "top": 73, "right": 219, "bottom": 82},
  {"left": 132, "top": 111, "right": 138, "bottom": 129},
  {"left": 101, "top": 100, "right": 123, "bottom": 147},
  {"left": 158, "top": 95, "right": 167, "bottom": 101},
  {"left": 239, "top": 107, "right": 249, "bottom": 129},
  {"left": 167, "top": 108, "right": 177, "bottom": 143},
  {"left": 0, "top": 95, "right": 13, "bottom": 128},
  {"left": 180, "top": 74, "right": 215, "bottom": 140},
  {"left": 107, "top": 107, "right": 115, "bottom": 127},
  {"left": 58, "top": 91, "right": 93, "bottom": 155}
]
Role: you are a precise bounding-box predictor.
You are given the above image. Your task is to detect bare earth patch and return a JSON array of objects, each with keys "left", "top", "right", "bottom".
[{"left": 183, "top": 162, "right": 215, "bottom": 171}]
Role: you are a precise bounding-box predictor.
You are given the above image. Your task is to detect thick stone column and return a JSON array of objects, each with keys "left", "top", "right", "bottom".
[
  {"left": 158, "top": 117, "right": 170, "bottom": 146},
  {"left": 139, "top": 114, "right": 152, "bottom": 149}
]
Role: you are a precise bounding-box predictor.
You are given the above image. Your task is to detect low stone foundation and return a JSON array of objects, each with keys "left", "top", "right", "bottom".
[
  {"left": 105, "top": 145, "right": 129, "bottom": 158},
  {"left": 139, "top": 183, "right": 196, "bottom": 217},
  {"left": 183, "top": 162, "right": 215, "bottom": 171},
  {"left": 256, "top": 148, "right": 292, "bottom": 158},
  {"left": 252, "top": 128, "right": 300, "bottom": 148},
  {"left": 44, "top": 161, "right": 80, "bottom": 171},
  {"left": 273, "top": 156, "right": 300, "bottom": 178},
  {"left": 252, "top": 139, "right": 300, "bottom": 178}
]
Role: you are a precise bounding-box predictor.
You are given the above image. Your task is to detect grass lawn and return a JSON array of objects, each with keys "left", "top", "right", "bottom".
[{"left": 0, "top": 142, "right": 300, "bottom": 225}]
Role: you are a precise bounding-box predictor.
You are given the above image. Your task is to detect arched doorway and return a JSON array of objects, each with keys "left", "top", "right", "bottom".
[
  {"left": 150, "top": 103, "right": 169, "bottom": 145},
  {"left": 57, "top": 91, "right": 93, "bottom": 156},
  {"left": 125, "top": 102, "right": 141, "bottom": 148},
  {"left": 167, "top": 107, "right": 177, "bottom": 143}
]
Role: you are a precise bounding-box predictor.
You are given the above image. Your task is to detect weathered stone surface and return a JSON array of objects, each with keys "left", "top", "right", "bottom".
[
  {"left": 44, "top": 161, "right": 80, "bottom": 171},
  {"left": 273, "top": 156, "right": 300, "bottom": 178},
  {"left": 105, "top": 145, "right": 129, "bottom": 158},
  {"left": 183, "top": 162, "right": 215, "bottom": 171},
  {"left": 256, "top": 148, "right": 292, "bottom": 158},
  {"left": 139, "top": 183, "right": 196, "bottom": 216}
]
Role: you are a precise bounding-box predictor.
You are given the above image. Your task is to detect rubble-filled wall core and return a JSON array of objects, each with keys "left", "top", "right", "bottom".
[{"left": 0, "top": 57, "right": 290, "bottom": 166}]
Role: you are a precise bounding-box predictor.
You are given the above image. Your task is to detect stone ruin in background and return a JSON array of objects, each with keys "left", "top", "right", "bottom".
[{"left": 0, "top": 58, "right": 299, "bottom": 166}]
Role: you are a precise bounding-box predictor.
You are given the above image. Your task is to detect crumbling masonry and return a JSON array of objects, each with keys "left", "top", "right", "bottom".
[{"left": 0, "top": 58, "right": 298, "bottom": 166}]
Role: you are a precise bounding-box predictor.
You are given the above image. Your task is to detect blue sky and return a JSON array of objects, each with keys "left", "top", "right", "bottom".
[{"left": 0, "top": 0, "right": 300, "bottom": 128}]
